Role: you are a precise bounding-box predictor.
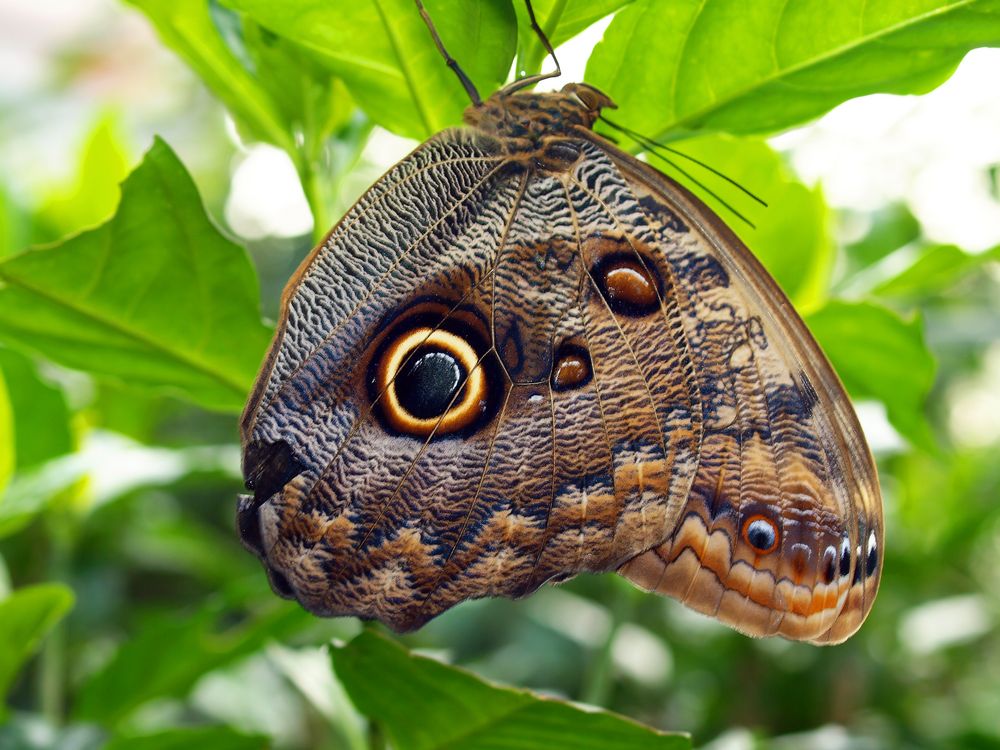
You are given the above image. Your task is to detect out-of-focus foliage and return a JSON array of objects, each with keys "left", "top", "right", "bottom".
[
  {"left": 0, "top": 0, "right": 999, "bottom": 748},
  {"left": 0, "top": 367, "right": 12, "bottom": 497},
  {"left": 0, "top": 585, "right": 74, "bottom": 721}
]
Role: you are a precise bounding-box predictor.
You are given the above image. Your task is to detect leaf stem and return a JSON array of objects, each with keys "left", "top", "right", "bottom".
[
  {"left": 581, "top": 581, "right": 635, "bottom": 706},
  {"left": 361, "top": 621, "right": 388, "bottom": 750},
  {"left": 297, "top": 156, "right": 331, "bottom": 245},
  {"left": 38, "top": 518, "right": 72, "bottom": 723}
]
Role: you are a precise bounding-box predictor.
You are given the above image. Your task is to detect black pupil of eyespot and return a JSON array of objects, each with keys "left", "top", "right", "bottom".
[
  {"left": 866, "top": 541, "right": 878, "bottom": 576},
  {"left": 395, "top": 347, "right": 465, "bottom": 419},
  {"left": 747, "top": 520, "right": 774, "bottom": 551},
  {"left": 840, "top": 544, "right": 851, "bottom": 577},
  {"left": 823, "top": 549, "right": 837, "bottom": 584}
]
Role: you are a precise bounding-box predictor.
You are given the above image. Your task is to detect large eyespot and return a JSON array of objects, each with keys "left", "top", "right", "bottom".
[
  {"left": 594, "top": 253, "right": 661, "bottom": 317},
  {"left": 742, "top": 514, "right": 779, "bottom": 555},
  {"left": 376, "top": 327, "right": 487, "bottom": 437}
]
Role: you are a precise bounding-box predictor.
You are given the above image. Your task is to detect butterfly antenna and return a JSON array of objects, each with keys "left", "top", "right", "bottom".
[
  {"left": 606, "top": 119, "right": 758, "bottom": 229},
  {"left": 600, "top": 115, "right": 769, "bottom": 209},
  {"left": 414, "top": 0, "right": 482, "bottom": 106},
  {"left": 505, "top": 0, "right": 562, "bottom": 93}
]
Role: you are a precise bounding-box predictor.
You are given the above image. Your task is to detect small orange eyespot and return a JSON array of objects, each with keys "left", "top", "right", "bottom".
[
  {"left": 376, "top": 327, "right": 486, "bottom": 437},
  {"left": 551, "top": 345, "right": 592, "bottom": 391},
  {"left": 742, "top": 514, "right": 779, "bottom": 555}
]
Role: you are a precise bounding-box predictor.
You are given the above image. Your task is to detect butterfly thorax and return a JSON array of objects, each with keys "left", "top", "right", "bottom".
[{"left": 464, "top": 82, "right": 615, "bottom": 167}]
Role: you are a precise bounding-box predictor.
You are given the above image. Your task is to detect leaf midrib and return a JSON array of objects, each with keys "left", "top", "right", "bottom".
[
  {"left": 373, "top": 0, "right": 434, "bottom": 134},
  {"left": 0, "top": 270, "right": 248, "bottom": 399},
  {"left": 430, "top": 700, "right": 679, "bottom": 750},
  {"left": 653, "top": 0, "right": 982, "bottom": 138}
]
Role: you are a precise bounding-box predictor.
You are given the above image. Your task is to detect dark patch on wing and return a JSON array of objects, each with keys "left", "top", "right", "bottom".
[
  {"left": 242, "top": 439, "right": 307, "bottom": 506},
  {"left": 637, "top": 194, "right": 689, "bottom": 233}
]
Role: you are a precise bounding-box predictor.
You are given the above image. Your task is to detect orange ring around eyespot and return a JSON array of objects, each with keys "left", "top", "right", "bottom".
[
  {"left": 742, "top": 514, "right": 780, "bottom": 555},
  {"left": 376, "top": 327, "right": 485, "bottom": 436}
]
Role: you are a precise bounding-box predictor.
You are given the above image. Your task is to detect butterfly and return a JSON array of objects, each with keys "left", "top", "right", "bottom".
[{"left": 237, "top": 4, "right": 882, "bottom": 645}]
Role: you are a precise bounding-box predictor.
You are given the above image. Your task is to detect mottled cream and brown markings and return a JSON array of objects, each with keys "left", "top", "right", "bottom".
[{"left": 238, "top": 81, "right": 882, "bottom": 643}]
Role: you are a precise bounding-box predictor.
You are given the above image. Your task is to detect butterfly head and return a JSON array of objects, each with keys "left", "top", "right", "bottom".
[{"left": 465, "top": 82, "right": 616, "bottom": 142}]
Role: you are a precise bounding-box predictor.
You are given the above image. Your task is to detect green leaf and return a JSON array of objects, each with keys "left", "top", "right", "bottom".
[
  {"left": 239, "top": 19, "right": 361, "bottom": 233},
  {"left": 124, "top": 0, "right": 294, "bottom": 151},
  {"left": 0, "top": 139, "right": 272, "bottom": 413},
  {"left": 655, "top": 134, "right": 832, "bottom": 310},
  {"left": 0, "top": 183, "right": 30, "bottom": 260},
  {"left": 224, "top": 0, "right": 518, "bottom": 139},
  {"left": 586, "top": 0, "right": 1000, "bottom": 141},
  {"left": 332, "top": 631, "right": 691, "bottom": 750},
  {"left": 105, "top": 727, "right": 268, "bottom": 750},
  {"left": 74, "top": 601, "right": 314, "bottom": 725},
  {"left": 240, "top": 20, "right": 355, "bottom": 148},
  {"left": 871, "top": 244, "right": 1000, "bottom": 300},
  {"left": 842, "top": 203, "right": 922, "bottom": 275},
  {"left": 0, "top": 584, "right": 75, "bottom": 720},
  {"left": 515, "top": 0, "right": 634, "bottom": 75},
  {"left": 806, "top": 300, "right": 937, "bottom": 450},
  {"left": 0, "top": 367, "right": 12, "bottom": 498},
  {"left": 0, "top": 460, "right": 86, "bottom": 539},
  {"left": 0, "top": 349, "right": 73, "bottom": 471}
]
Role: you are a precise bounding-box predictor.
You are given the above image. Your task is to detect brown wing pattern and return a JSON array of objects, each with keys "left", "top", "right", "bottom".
[
  {"left": 240, "top": 84, "right": 881, "bottom": 642},
  {"left": 579, "top": 138, "right": 882, "bottom": 644},
  {"left": 240, "top": 127, "right": 699, "bottom": 632}
]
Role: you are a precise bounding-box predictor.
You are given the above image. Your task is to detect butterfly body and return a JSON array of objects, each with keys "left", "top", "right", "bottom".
[{"left": 239, "top": 82, "right": 882, "bottom": 643}]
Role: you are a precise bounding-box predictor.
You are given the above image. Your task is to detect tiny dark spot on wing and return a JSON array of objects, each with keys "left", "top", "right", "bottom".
[
  {"left": 866, "top": 532, "right": 879, "bottom": 576},
  {"left": 840, "top": 541, "right": 851, "bottom": 577},
  {"left": 822, "top": 545, "right": 837, "bottom": 584},
  {"left": 852, "top": 546, "right": 864, "bottom": 583}
]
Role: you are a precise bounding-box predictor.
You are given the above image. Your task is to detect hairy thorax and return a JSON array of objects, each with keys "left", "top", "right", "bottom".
[{"left": 464, "top": 83, "right": 616, "bottom": 170}]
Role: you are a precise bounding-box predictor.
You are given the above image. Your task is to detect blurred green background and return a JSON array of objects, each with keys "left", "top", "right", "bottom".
[{"left": 1, "top": 1, "right": 1000, "bottom": 748}]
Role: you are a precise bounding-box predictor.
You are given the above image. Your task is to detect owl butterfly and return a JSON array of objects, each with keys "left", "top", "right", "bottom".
[{"left": 238, "top": 2, "right": 883, "bottom": 645}]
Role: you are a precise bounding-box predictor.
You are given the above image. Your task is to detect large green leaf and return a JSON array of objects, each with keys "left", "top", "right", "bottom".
[
  {"left": 0, "top": 349, "right": 73, "bottom": 471},
  {"left": 0, "top": 367, "right": 12, "bottom": 498},
  {"left": 332, "top": 631, "right": 691, "bottom": 750},
  {"left": 586, "top": 0, "right": 1000, "bottom": 141},
  {"left": 0, "top": 139, "right": 272, "bottom": 413},
  {"left": 0, "top": 584, "right": 75, "bottom": 721},
  {"left": 124, "top": 0, "right": 294, "bottom": 151},
  {"left": 806, "top": 300, "right": 937, "bottom": 450},
  {"left": 224, "top": 0, "right": 518, "bottom": 139},
  {"left": 105, "top": 727, "right": 268, "bottom": 750},
  {"left": 649, "top": 133, "right": 832, "bottom": 310}
]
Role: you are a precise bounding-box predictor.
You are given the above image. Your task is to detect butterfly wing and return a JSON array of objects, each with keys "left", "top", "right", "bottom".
[
  {"left": 239, "top": 130, "right": 701, "bottom": 632},
  {"left": 240, "top": 104, "right": 881, "bottom": 642},
  {"left": 573, "top": 135, "right": 883, "bottom": 644}
]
